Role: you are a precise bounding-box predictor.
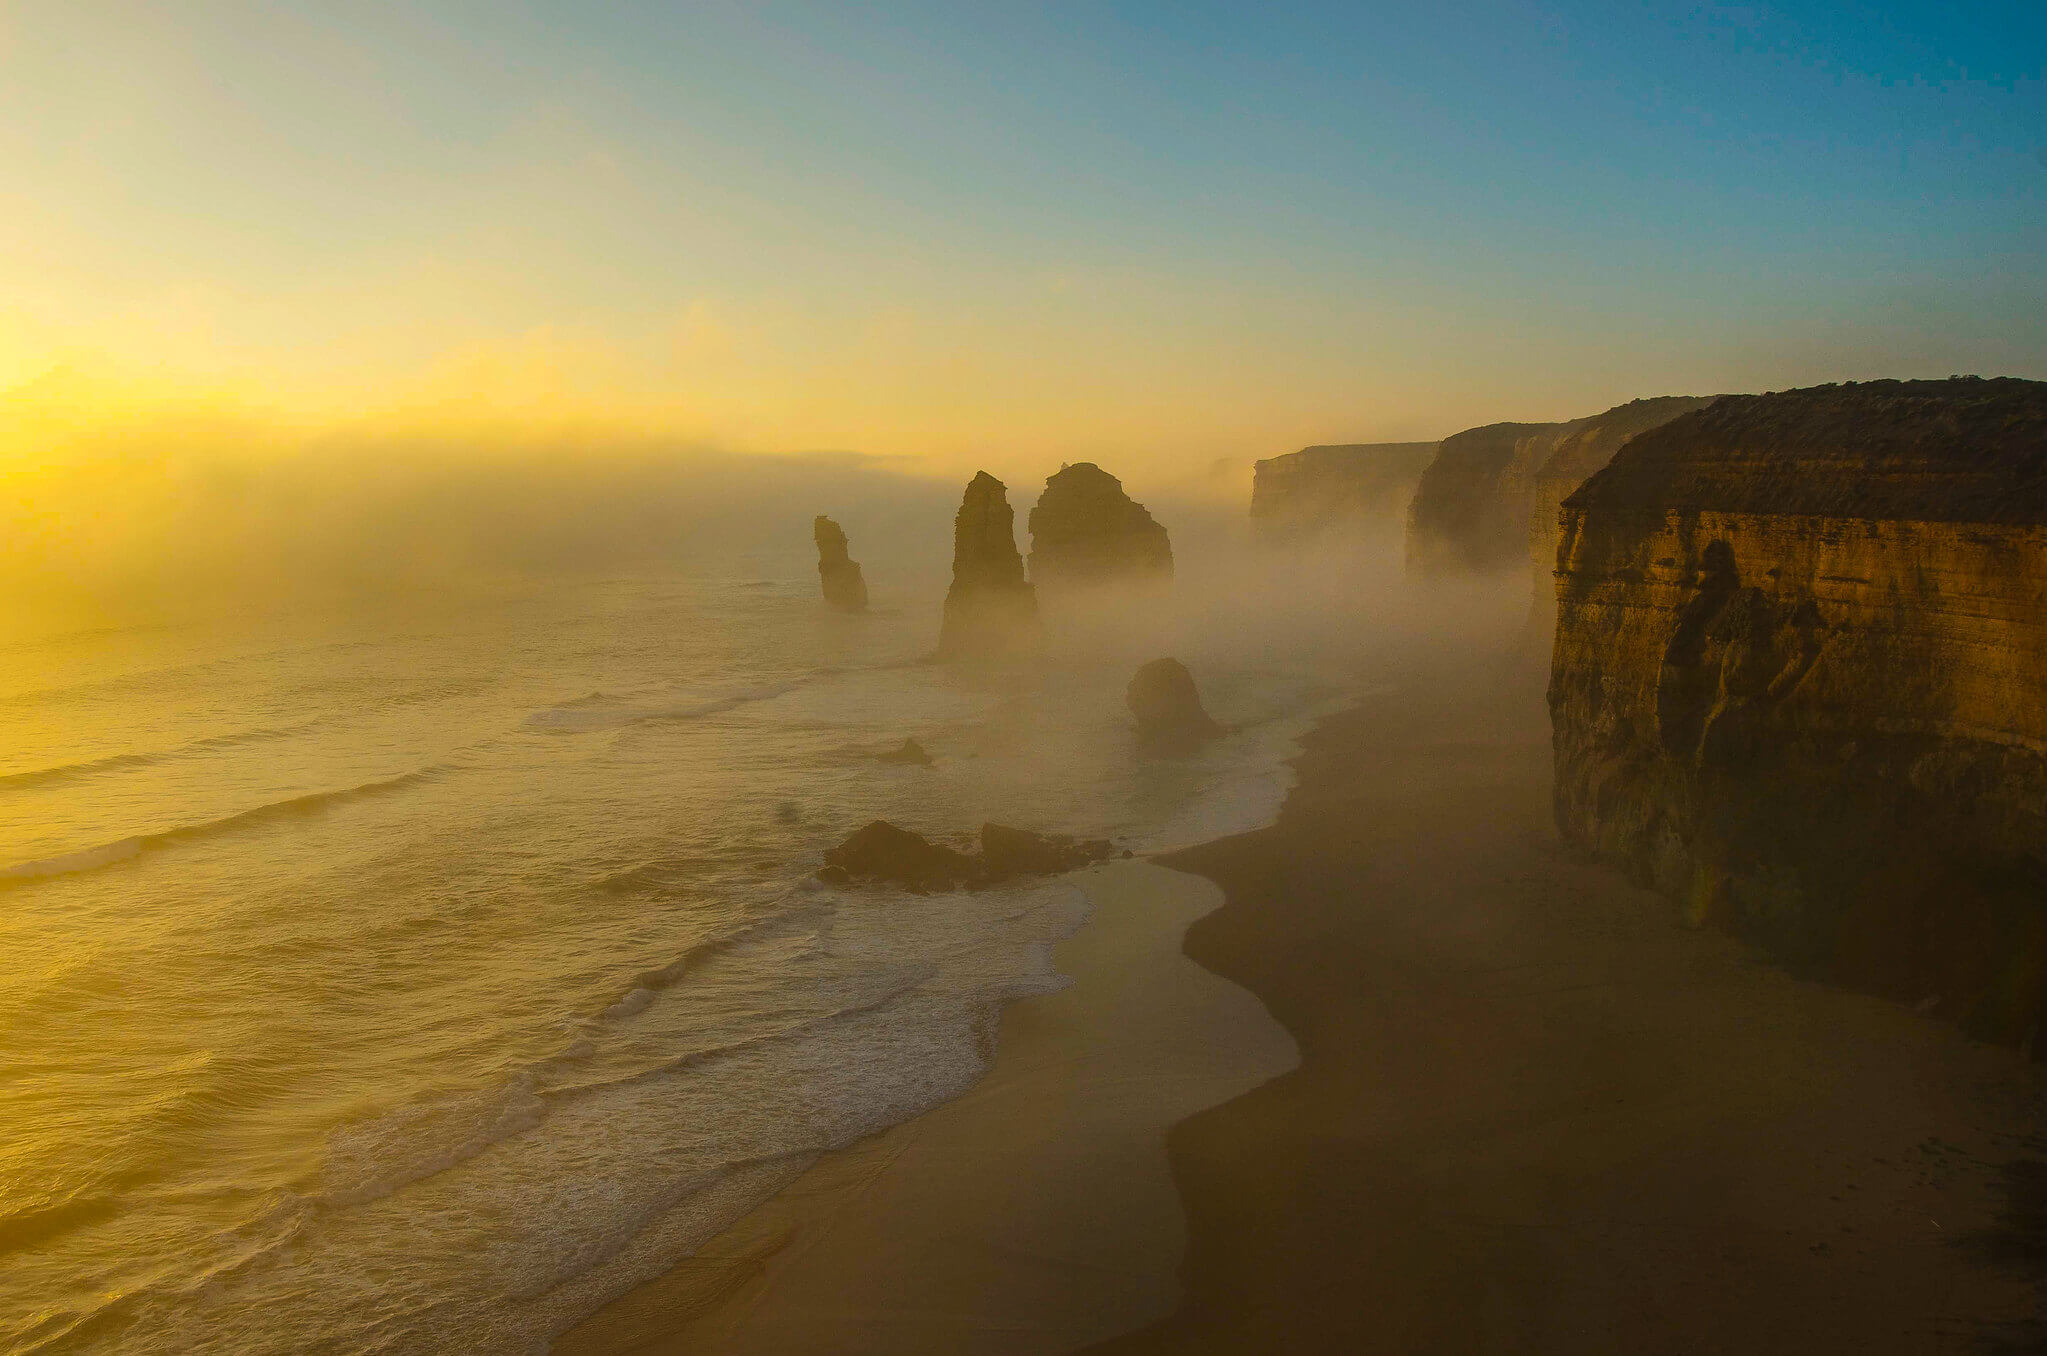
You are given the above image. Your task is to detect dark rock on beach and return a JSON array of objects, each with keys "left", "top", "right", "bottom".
[
  {"left": 819, "top": 819, "right": 1114, "bottom": 891},
  {"left": 979, "top": 823, "right": 1114, "bottom": 878},
  {"left": 1128, "top": 658, "right": 1222, "bottom": 753},
  {"left": 875, "top": 738, "right": 935, "bottom": 766}
]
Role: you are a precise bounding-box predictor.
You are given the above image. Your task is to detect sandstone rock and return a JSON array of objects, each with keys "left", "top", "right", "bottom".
[
  {"left": 813, "top": 515, "right": 868, "bottom": 612},
  {"left": 1026, "top": 462, "right": 1172, "bottom": 594},
  {"left": 979, "top": 823, "right": 1113, "bottom": 878},
  {"left": 876, "top": 738, "right": 934, "bottom": 766},
  {"left": 1547, "top": 377, "right": 2047, "bottom": 1046},
  {"left": 1250, "top": 443, "right": 1438, "bottom": 544},
  {"left": 822, "top": 821, "right": 978, "bottom": 891},
  {"left": 937, "top": 473, "right": 1038, "bottom": 657},
  {"left": 1128, "top": 658, "right": 1222, "bottom": 753}
]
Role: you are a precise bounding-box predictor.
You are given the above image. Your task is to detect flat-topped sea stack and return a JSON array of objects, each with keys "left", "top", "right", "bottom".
[
  {"left": 1548, "top": 377, "right": 2047, "bottom": 1043},
  {"left": 937, "top": 472, "right": 1039, "bottom": 658},
  {"left": 812, "top": 515, "right": 868, "bottom": 612},
  {"left": 1026, "top": 462, "right": 1173, "bottom": 596},
  {"left": 1407, "top": 399, "right": 1713, "bottom": 579},
  {"left": 1250, "top": 442, "right": 1437, "bottom": 543}
]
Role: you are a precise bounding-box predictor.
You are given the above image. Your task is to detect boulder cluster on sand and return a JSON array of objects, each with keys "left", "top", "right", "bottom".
[
  {"left": 813, "top": 515, "right": 868, "bottom": 612},
  {"left": 819, "top": 820, "right": 1115, "bottom": 892},
  {"left": 1026, "top": 462, "right": 1173, "bottom": 595},
  {"left": 1127, "top": 657, "right": 1222, "bottom": 753},
  {"left": 937, "top": 473, "right": 1039, "bottom": 658}
]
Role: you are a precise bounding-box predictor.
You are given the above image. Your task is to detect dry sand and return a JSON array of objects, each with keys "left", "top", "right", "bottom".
[
  {"left": 553, "top": 859, "right": 1296, "bottom": 1355},
  {"left": 561, "top": 667, "right": 2047, "bottom": 1355}
]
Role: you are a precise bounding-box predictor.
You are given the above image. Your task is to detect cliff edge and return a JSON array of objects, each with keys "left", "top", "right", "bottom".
[{"left": 1549, "top": 378, "right": 2047, "bottom": 1043}]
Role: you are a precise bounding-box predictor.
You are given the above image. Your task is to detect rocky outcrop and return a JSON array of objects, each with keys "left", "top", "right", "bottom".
[
  {"left": 1128, "top": 658, "right": 1222, "bottom": 753},
  {"left": 1548, "top": 378, "right": 2047, "bottom": 1044},
  {"left": 1409, "top": 400, "right": 1713, "bottom": 579},
  {"left": 937, "top": 473, "right": 1038, "bottom": 658},
  {"left": 1250, "top": 443, "right": 1437, "bottom": 543},
  {"left": 875, "top": 738, "right": 934, "bottom": 766},
  {"left": 813, "top": 515, "right": 868, "bottom": 612},
  {"left": 1026, "top": 463, "right": 1173, "bottom": 594},
  {"left": 819, "top": 820, "right": 1112, "bottom": 891}
]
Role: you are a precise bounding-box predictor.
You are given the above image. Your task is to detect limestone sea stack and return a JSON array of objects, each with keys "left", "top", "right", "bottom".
[
  {"left": 937, "top": 472, "right": 1038, "bottom": 658},
  {"left": 1250, "top": 442, "right": 1438, "bottom": 544},
  {"left": 1127, "top": 658, "right": 1222, "bottom": 753},
  {"left": 1548, "top": 377, "right": 2047, "bottom": 1044},
  {"left": 1025, "top": 462, "right": 1173, "bottom": 595},
  {"left": 813, "top": 515, "right": 868, "bottom": 612}
]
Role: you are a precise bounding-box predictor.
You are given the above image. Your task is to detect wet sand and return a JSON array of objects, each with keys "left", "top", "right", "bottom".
[
  {"left": 1091, "top": 672, "right": 2047, "bottom": 1354},
  {"left": 552, "top": 859, "right": 1296, "bottom": 1355}
]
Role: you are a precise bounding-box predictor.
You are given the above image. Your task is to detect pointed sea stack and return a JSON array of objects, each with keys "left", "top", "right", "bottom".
[
  {"left": 813, "top": 516, "right": 868, "bottom": 612},
  {"left": 1026, "top": 462, "right": 1173, "bottom": 597},
  {"left": 937, "top": 473, "right": 1038, "bottom": 658}
]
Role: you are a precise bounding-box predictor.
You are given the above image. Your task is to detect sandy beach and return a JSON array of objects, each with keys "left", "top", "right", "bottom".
[
  {"left": 554, "top": 859, "right": 1296, "bottom": 1355},
  {"left": 560, "top": 667, "right": 2047, "bottom": 1354}
]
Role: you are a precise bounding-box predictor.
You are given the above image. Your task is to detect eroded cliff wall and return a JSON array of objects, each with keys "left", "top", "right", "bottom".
[
  {"left": 1250, "top": 442, "right": 1437, "bottom": 543},
  {"left": 1406, "top": 421, "right": 1574, "bottom": 576},
  {"left": 1549, "top": 378, "right": 2047, "bottom": 1042}
]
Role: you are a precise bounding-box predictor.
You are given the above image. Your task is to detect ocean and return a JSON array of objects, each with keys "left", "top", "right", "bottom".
[{"left": 0, "top": 541, "right": 1350, "bottom": 1353}]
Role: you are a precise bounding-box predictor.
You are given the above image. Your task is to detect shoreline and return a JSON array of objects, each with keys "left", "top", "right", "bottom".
[
  {"left": 552, "top": 858, "right": 1296, "bottom": 1354},
  {"left": 1092, "top": 671, "right": 2047, "bottom": 1353}
]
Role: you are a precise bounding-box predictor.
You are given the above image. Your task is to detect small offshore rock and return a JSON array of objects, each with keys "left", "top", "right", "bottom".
[
  {"left": 1127, "top": 657, "right": 1222, "bottom": 753},
  {"left": 823, "top": 820, "right": 979, "bottom": 891},
  {"left": 876, "top": 738, "right": 935, "bottom": 766}
]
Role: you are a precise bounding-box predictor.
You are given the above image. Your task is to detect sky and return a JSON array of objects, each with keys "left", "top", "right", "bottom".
[{"left": 1, "top": 2, "right": 2043, "bottom": 513}]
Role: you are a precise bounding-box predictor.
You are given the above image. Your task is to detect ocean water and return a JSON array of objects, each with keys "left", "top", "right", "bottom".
[{"left": 0, "top": 548, "right": 1348, "bottom": 1353}]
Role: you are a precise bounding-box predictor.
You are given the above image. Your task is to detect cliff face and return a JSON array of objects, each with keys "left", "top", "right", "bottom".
[
  {"left": 1406, "top": 421, "right": 1580, "bottom": 575},
  {"left": 938, "top": 472, "right": 1038, "bottom": 658},
  {"left": 1521, "top": 396, "right": 1721, "bottom": 643},
  {"left": 1026, "top": 462, "right": 1172, "bottom": 594},
  {"left": 1250, "top": 443, "right": 1437, "bottom": 543},
  {"left": 1549, "top": 378, "right": 2047, "bottom": 1042},
  {"left": 813, "top": 515, "right": 868, "bottom": 612}
]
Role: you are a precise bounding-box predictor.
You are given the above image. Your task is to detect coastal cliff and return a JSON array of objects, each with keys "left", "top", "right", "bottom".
[
  {"left": 1410, "top": 399, "right": 1715, "bottom": 579},
  {"left": 1521, "top": 396, "right": 1720, "bottom": 643},
  {"left": 1026, "top": 462, "right": 1172, "bottom": 595},
  {"left": 1249, "top": 443, "right": 1436, "bottom": 543},
  {"left": 1407, "top": 421, "right": 1580, "bottom": 575},
  {"left": 1549, "top": 378, "right": 2047, "bottom": 1043},
  {"left": 937, "top": 472, "right": 1038, "bottom": 658}
]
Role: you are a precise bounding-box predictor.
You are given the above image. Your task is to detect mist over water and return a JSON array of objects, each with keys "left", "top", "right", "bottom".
[{"left": 0, "top": 474, "right": 1528, "bottom": 1354}]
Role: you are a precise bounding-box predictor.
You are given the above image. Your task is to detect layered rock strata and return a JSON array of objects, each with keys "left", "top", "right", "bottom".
[
  {"left": 1026, "top": 462, "right": 1173, "bottom": 594},
  {"left": 1250, "top": 442, "right": 1438, "bottom": 543},
  {"left": 813, "top": 515, "right": 868, "bottom": 612},
  {"left": 1548, "top": 378, "right": 2047, "bottom": 1043},
  {"left": 1521, "top": 396, "right": 1721, "bottom": 645},
  {"left": 937, "top": 473, "right": 1038, "bottom": 658}
]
